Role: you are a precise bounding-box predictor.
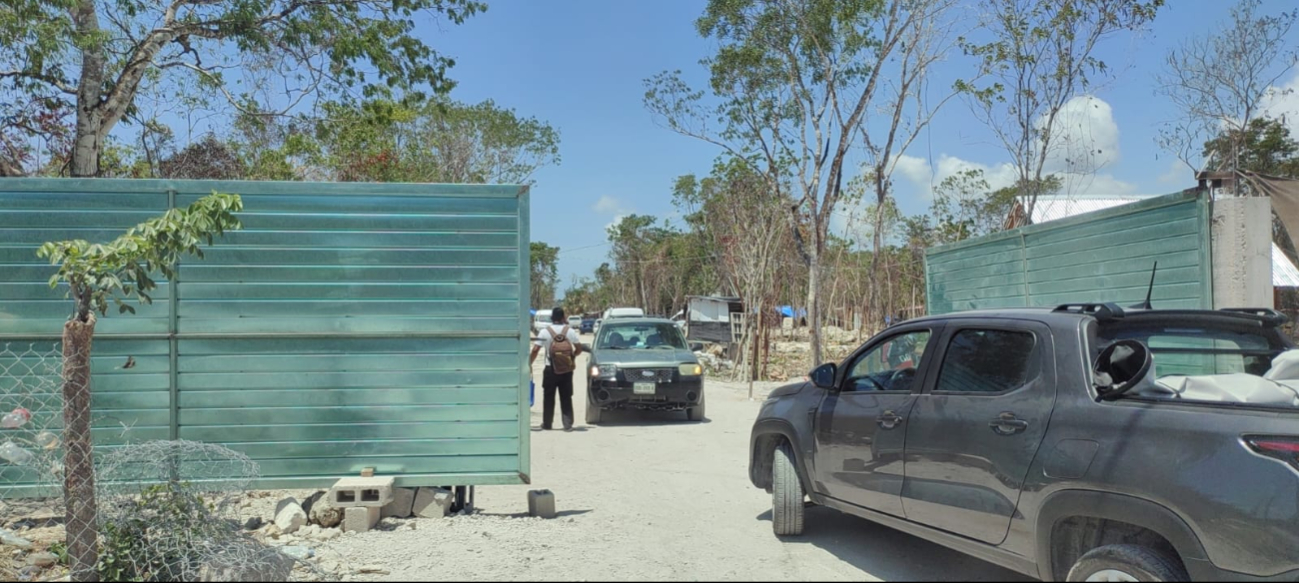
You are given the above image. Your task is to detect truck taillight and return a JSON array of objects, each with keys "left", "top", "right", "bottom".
[{"left": 1244, "top": 436, "right": 1299, "bottom": 469}]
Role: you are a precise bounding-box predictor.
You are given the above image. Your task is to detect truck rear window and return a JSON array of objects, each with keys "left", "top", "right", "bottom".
[{"left": 1095, "top": 319, "right": 1299, "bottom": 407}]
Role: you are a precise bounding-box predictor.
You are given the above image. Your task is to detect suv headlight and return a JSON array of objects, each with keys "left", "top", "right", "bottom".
[
  {"left": 679, "top": 363, "right": 703, "bottom": 376},
  {"left": 591, "top": 364, "right": 617, "bottom": 378}
]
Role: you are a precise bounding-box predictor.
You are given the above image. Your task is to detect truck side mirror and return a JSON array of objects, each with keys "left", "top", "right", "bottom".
[
  {"left": 689, "top": 342, "right": 704, "bottom": 352},
  {"left": 810, "top": 363, "right": 838, "bottom": 390}
]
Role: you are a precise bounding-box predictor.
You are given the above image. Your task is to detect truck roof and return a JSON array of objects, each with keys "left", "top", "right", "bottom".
[{"left": 906, "top": 304, "right": 1289, "bottom": 330}]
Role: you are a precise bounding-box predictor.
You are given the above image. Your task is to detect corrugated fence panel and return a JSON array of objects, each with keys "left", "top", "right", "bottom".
[
  {"left": 0, "top": 178, "right": 531, "bottom": 494},
  {"left": 926, "top": 192, "right": 1213, "bottom": 314}
]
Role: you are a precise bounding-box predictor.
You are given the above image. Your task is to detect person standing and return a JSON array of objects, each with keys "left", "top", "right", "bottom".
[{"left": 529, "top": 307, "right": 583, "bottom": 431}]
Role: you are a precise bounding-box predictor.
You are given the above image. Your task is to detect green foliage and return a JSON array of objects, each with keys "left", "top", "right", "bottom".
[
  {"left": 0, "top": 0, "right": 484, "bottom": 175},
  {"left": 530, "top": 242, "right": 560, "bottom": 309},
  {"left": 1203, "top": 117, "right": 1299, "bottom": 177},
  {"left": 95, "top": 483, "right": 218, "bottom": 582},
  {"left": 37, "top": 193, "right": 243, "bottom": 322},
  {"left": 49, "top": 541, "right": 70, "bottom": 566}
]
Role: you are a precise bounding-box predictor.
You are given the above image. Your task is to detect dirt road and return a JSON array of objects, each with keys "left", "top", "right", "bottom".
[{"left": 325, "top": 347, "right": 1033, "bottom": 582}]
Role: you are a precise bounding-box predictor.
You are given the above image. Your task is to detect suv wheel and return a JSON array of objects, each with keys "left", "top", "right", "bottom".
[
  {"left": 585, "top": 401, "right": 602, "bottom": 425},
  {"left": 1066, "top": 544, "right": 1188, "bottom": 582},
  {"left": 771, "top": 442, "right": 804, "bottom": 536}
]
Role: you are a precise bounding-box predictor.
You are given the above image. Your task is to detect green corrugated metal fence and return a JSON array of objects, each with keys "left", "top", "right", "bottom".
[
  {"left": 925, "top": 191, "right": 1214, "bottom": 315},
  {"left": 0, "top": 178, "right": 532, "bottom": 494}
]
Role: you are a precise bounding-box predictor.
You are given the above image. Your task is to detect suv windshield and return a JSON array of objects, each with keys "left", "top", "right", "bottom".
[{"left": 596, "top": 322, "right": 687, "bottom": 350}]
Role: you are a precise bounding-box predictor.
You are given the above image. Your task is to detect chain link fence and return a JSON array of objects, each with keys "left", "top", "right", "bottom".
[{"left": 1, "top": 344, "right": 333, "bottom": 582}]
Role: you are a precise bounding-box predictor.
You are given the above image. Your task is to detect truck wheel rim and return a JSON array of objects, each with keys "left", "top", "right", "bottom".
[{"left": 1085, "top": 569, "right": 1138, "bottom": 582}]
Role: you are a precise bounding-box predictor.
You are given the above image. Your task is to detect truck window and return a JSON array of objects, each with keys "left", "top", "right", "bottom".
[
  {"left": 843, "top": 330, "right": 931, "bottom": 392},
  {"left": 1099, "top": 324, "right": 1282, "bottom": 378},
  {"left": 935, "top": 329, "right": 1037, "bottom": 394}
]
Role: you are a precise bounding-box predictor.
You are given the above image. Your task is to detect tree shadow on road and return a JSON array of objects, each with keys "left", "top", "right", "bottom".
[{"left": 755, "top": 507, "right": 1034, "bottom": 582}]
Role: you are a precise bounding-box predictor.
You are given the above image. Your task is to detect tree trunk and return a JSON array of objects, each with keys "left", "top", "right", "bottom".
[
  {"left": 62, "top": 315, "right": 99, "bottom": 582},
  {"left": 71, "top": 0, "right": 105, "bottom": 178},
  {"left": 807, "top": 249, "right": 822, "bottom": 369}
]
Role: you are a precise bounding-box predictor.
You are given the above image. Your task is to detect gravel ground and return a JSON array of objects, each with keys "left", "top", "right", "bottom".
[{"left": 298, "top": 346, "right": 1034, "bottom": 582}]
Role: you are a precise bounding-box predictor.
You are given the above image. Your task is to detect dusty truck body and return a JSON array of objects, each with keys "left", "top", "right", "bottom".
[
  {"left": 750, "top": 304, "right": 1299, "bottom": 582},
  {"left": 0, "top": 178, "right": 533, "bottom": 495}
]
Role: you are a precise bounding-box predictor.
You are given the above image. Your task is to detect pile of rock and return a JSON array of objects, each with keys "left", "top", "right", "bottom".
[{"left": 259, "top": 477, "right": 456, "bottom": 547}]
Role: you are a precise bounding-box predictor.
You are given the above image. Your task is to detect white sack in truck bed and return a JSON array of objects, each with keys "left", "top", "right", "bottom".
[{"left": 1138, "top": 349, "right": 1299, "bottom": 406}]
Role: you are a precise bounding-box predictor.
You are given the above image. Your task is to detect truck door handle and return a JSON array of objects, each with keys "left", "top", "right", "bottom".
[
  {"left": 989, "top": 413, "right": 1029, "bottom": 436},
  {"left": 876, "top": 411, "right": 903, "bottom": 430}
]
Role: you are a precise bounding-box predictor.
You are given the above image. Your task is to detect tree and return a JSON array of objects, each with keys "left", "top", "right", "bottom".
[
  {"left": 1157, "top": 0, "right": 1299, "bottom": 182},
  {"left": 0, "top": 0, "right": 484, "bottom": 177},
  {"left": 1202, "top": 117, "right": 1299, "bottom": 178},
  {"left": 680, "top": 158, "right": 791, "bottom": 394},
  {"left": 645, "top": 0, "right": 950, "bottom": 367},
  {"left": 960, "top": 0, "right": 1162, "bottom": 219},
  {"left": 927, "top": 169, "right": 1049, "bottom": 243},
  {"left": 607, "top": 215, "right": 664, "bottom": 314},
  {"left": 310, "top": 97, "right": 561, "bottom": 184},
  {"left": 37, "top": 193, "right": 243, "bottom": 582},
  {"left": 530, "top": 242, "right": 559, "bottom": 309},
  {"left": 158, "top": 134, "right": 245, "bottom": 180}
]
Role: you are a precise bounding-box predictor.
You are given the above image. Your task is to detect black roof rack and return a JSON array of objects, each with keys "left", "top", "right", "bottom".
[
  {"left": 1218, "top": 308, "right": 1290, "bottom": 326},
  {"left": 1052, "top": 303, "right": 1126, "bottom": 321}
]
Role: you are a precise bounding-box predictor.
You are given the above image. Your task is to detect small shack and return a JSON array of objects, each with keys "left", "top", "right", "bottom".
[{"left": 684, "top": 295, "right": 744, "bottom": 343}]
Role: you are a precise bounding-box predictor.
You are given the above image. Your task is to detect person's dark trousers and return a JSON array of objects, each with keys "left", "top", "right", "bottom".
[{"left": 542, "top": 365, "right": 575, "bottom": 430}]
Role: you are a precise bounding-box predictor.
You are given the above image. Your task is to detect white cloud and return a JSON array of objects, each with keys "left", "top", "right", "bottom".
[
  {"left": 593, "top": 195, "right": 630, "bottom": 215},
  {"left": 1158, "top": 160, "right": 1190, "bottom": 185},
  {"left": 604, "top": 214, "right": 628, "bottom": 235},
  {"left": 1260, "top": 71, "right": 1299, "bottom": 136},
  {"left": 893, "top": 155, "right": 934, "bottom": 190},
  {"left": 890, "top": 95, "right": 1130, "bottom": 199},
  {"left": 1040, "top": 95, "right": 1121, "bottom": 174}
]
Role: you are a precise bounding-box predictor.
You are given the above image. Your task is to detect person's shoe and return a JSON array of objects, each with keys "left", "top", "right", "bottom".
[
  {"left": 563, "top": 426, "right": 573, "bottom": 432},
  {"left": 541, "top": 425, "right": 552, "bottom": 431}
]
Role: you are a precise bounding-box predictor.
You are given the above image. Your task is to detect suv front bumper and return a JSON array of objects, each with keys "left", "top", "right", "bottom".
[{"left": 588, "top": 377, "right": 704, "bottom": 411}]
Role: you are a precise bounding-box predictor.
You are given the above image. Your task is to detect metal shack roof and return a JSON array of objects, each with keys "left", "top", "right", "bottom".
[{"left": 1030, "top": 195, "right": 1299, "bottom": 288}]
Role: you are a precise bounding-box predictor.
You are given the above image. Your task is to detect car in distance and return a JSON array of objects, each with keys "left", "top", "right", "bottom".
[
  {"left": 749, "top": 303, "right": 1299, "bottom": 582},
  {"left": 568, "top": 315, "right": 583, "bottom": 330},
  {"left": 585, "top": 318, "right": 706, "bottom": 424},
  {"left": 532, "top": 309, "right": 553, "bottom": 334},
  {"left": 580, "top": 318, "right": 596, "bottom": 334}
]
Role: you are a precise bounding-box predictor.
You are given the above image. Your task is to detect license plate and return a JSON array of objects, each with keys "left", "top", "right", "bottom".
[{"left": 633, "top": 382, "right": 656, "bottom": 395}]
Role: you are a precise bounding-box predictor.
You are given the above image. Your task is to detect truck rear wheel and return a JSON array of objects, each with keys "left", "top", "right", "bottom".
[
  {"left": 772, "top": 442, "right": 804, "bottom": 536},
  {"left": 1066, "top": 544, "right": 1188, "bottom": 582}
]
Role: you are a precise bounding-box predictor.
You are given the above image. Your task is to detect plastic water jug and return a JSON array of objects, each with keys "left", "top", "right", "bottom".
[
  {"left": 1, "top": 408, "right": 30, "bottom": 429},
  {"left": 0, "top": 441, "right": 33, "bottom": 465}
]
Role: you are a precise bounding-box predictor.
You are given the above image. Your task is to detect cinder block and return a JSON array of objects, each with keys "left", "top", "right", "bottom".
[
  {"left": 330, "top": 476, "right": 395, "bottom": 508},
  {"left": 412, "top": 487, "right": 454, "bottom": 519},
  {"left": 343, "top": 506, "right": 380, "bottom": 533},
  {"left": 382, "top": 487, "right": 416, "bottom": 519},
  {"left": 528, "top": 489, "right": 556, "bottom": 519}
]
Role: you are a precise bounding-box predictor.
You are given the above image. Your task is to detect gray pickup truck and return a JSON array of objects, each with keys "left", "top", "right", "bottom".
[{"left": 750, "top": 304, "right": 1299, "bottom": 582}]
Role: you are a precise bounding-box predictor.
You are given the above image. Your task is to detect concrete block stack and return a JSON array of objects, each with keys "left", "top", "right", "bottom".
[{"left": 329, "top": 477, "right": 394, "bottom": 533}]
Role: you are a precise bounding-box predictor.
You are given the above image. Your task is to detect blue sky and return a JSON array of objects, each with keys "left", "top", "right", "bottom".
[{"left": 430, "top": 0, "right": 1299, "bottom": 286}]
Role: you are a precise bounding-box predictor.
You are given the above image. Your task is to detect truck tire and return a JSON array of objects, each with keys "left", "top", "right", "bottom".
[
  {"left": 772, "top": 442, "right": 805, "bottom": 537},
  {"left": 585, "top": 402, "right": 602, "bottom": 425},
  {"left": 1066, "top": 544, "right": 1188, "bottom": 582},
  {"left": 686, "top": 392, "right": 706, "bottom": 422}
]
